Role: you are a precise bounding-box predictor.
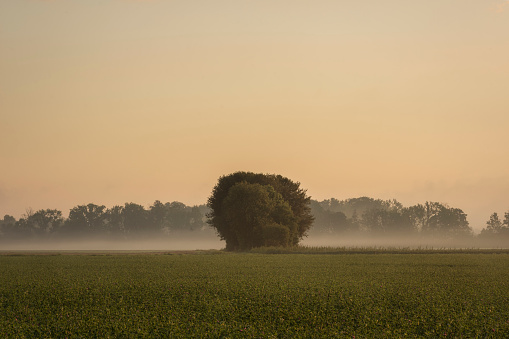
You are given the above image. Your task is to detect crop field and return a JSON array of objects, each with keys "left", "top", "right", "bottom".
[{"left": 1, "top": 251, "right": 509, "bottom": 338}]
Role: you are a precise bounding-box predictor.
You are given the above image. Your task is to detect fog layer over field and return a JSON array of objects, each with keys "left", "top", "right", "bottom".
[
  {"left": 2, "top": 234, "right": 508, "bottom": 251},
  {"left": 301, "top": 234, "right": 507, "bottom": 249},
  {"left": 0, "top": 236, "right": 225, "bottom": 252},
  {"left": 302, "top": 235, "right": 463, "bottom": 249}
]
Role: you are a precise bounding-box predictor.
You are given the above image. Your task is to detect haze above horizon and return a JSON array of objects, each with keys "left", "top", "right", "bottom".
[{"left": 1, "top": 0, "right": 508, "bottom": 231}]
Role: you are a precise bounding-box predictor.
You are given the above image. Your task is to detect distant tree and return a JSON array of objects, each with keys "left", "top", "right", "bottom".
[
  {"left": 309, "top": 200, "right": 326, "bottom": 230},
  {"left": 123, "top": 203, "right": 149, "bottom": 236},
  {"left": 2, "top": 215, "right": 16, "bottom": 225},
  {"left": 309, "top": 200, "right": 351, "bottom": 234},
  {"left": 504, "top": 211, "right": 509, "bottom": 229},
  {"left": 196, "top": 204, "right": 211, "bottom": 219},
  {"left": 149, "top": 201, "right": 205, "bottom": 233},
  {"left": 64, "top": 204, "right": 107, "bottom": 236},
  {"left": 16, "top": 209, "right": 64, "bottom": 238},
  {"left": 317, "top": 198, "right": 341, "bottom": 213},
  {"left": 435, "top": 207, "right": 471, "bottom": 237},
  {"left": 503, "top": 212, "right": 509, "bottom": 237},
  {"left": 166, "top": 201, "right": 192, "bottom": 231},
  {"left": 328, "top": 211, "right": 350, "bottom": 233},
  {"left": 350, "top": 210, "right": 361, "bottom": 233},
  {"left": 415, "top": 202, "right": 471, "bottom": 237},
  {"left": 485, "top": 213, "right": 503, "bottom": 233},
  {"left": 189, "top": 206, "right": 204, "bottom": 230},
  {"left": 362, "top": 208, "right": 414, "bottom": 235},
  {"left": 105, "top": 205, "right": 125, "bottom": 236},
  {"left": 324, "top": 197, "right": 403, "bottom": 218},
  {"left": 410, "top": 202, "right": 445, "bottom": 234},
  {"left": 149, "top": 200, "right": 169, "bottom": 231},
  {"left": 403, "top": 204, "right": 427, "bottom": 232},
  {"left": 480, "top": 212, "right": 509, "bottom": 238},
  {"left": 418, "top": 202, "right": 443, "bottom": 233},
  {"left": 207, "top": 172, "right": 313, "bottom": 251},
  {"left": 0, "top": 215, "right": 17, "bottom": 239}
]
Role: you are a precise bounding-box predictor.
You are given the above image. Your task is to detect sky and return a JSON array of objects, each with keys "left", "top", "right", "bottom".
[{"left": 1, "top": 0, "right": 508, "bottom": 232}]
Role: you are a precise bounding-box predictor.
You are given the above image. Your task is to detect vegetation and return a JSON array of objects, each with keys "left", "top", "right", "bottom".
[
  {"left": 480, "top": 212, "right": 509, "bottom": 238},
  {"left": 207, "top": 172, "right": 313, "bottom": 251},
  {"left": 0, "top": 201, "right": 212, "bottom": 242},
  {"left": 247, "top": 246, "right": 509, "bottom": 255},
  {"left": 1, "top": 194, "right": 508, "bottom": 247},
  {"left": 310, "top": 197, "right": 473, "bottom": 238},
  {"left": 1, "top": 252, "right": 508, "bottom": 338}
]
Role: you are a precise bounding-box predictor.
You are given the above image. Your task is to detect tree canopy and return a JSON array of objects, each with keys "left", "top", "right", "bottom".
[
  {"left": 309, "top": 198, "right": 474, "bottom": 238},
  {"left": 0, "top": 201, "right": 211, "bottom": 242},
  {"left": 207, "top": 172, "right": 313, "bottom": 251},
  {"left": 3, "top": 191, "right": 506, "bottom": 247}
]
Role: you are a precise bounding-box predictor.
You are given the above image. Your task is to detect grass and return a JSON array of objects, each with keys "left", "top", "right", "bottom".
[
  {"left": 1, "top": 251, "right": 508, "bottom": 338},
  {"left": 248, "top": 245, "right": 509, "bottom": 255}
]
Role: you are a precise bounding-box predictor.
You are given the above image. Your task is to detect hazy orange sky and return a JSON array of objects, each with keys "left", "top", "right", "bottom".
[{"left": 1, "top": 0, "right": 508, "bottom": 231}]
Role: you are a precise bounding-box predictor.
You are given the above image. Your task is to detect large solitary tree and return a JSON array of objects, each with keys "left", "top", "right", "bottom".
[{"left": 207, "top": 172, "right": 313, "bottom": 251}]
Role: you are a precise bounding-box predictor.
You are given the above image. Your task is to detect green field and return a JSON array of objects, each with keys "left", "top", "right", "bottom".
[{"left": 1, "top": 252, "right": 509, "bottom": 338}]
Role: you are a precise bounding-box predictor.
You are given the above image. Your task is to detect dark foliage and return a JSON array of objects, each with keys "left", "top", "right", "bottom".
[
  {"left": 207, "top": 171, "right": 313, "bottom": 250},
  {"left": 309, "top": 197, "right": 475, "bottom": 239},
  {"left": 0, "top": 202, "right": 210, "bottom": 242}
]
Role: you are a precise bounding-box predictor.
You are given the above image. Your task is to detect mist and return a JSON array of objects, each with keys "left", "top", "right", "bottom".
[
  {"left": 0, "top": 235, "right": 225, "bottom": 252},
  {"left": 2, "top": 233, "right": 507, "bottom": 253},
  {"left": 1, "top": 196, "right": 507, "bottom": 252},
  {"left": 301, "top": 234, "right": 508, "bottom": 249}
]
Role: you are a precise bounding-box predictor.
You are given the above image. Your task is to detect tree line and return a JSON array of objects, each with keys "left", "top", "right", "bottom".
[
  {"left": 310, "top": 197, "right": 471, "bottom": 237},
  {"left": 310, "top": 197, "right": 509, "bottom": 241},
  {"left": 0, "top": 201, "right": 211, "bottom": 241},
  {"left": 1, "top": 197, "right": 508, "bottom": 243},
  {"left": 204, "top": 171, "right": 509, "bottom": 250}
]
